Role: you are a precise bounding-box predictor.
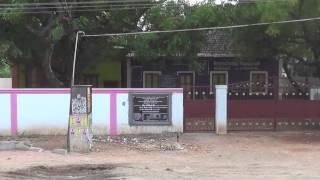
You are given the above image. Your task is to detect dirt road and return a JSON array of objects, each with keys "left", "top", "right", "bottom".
[{"left": 1, "top": 131, "right": 320, "bottom": 179}]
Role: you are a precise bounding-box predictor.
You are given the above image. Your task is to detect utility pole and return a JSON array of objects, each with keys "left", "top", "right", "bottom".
[{"left": 71, "top": 31, "right": 85, "bottom": 86}]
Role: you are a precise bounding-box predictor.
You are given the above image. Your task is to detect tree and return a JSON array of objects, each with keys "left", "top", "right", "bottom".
[
  {"left": 230, "top": 0, "right": 320, "bottom": 87},
  {"left": 116, "top": 0, "right": 233, "bottom": 70},
  {"left": 0, "top": 0, "right": 153, "bottom": 87}
]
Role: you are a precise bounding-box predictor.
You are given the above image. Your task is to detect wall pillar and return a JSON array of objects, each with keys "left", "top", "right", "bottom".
[
  {"left": 10, "top": 93, "right": 17, "bottom": 136},
  {"left": 110, "top": 93, "right": 117, "bottom": 136},
  {"left": 215, "top": 85, "right": 227, "bottom": 135}
]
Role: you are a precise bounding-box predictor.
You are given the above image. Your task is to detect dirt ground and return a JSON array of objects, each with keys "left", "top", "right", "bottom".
[{"left": 1, "top": 131, "right": 320, "bottom": 179}]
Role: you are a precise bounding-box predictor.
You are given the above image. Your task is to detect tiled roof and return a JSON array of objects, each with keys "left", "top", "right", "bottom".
[{"left": 199, "top": 30, "right": 236, "bottom": 57}]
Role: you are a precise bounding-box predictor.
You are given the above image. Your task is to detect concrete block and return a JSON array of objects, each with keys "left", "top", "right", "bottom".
[
  {"left": 0, "top": 141, "right": 17, "bottom": 151},
  {"left": 15, "top": 142, "right": 31, "bottom": 151},
  {"left": 52, "top": 148, "right": 68, "bottom": 155}
]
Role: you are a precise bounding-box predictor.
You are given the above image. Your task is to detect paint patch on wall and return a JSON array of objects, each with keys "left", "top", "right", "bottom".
[{"left": 0, "top": 94, "right": 11, "bottom": 135}]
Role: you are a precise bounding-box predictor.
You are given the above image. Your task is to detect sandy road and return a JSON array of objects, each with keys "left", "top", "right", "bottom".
[{"left": 1, "top": 131, "right": 320, "bottom": 179}]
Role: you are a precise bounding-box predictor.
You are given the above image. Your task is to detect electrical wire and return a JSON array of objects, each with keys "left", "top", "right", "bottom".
[
  {"left": 82, "top": 16, "right": 320, "bottom": 37},
  {"left": 0, "top": 0, "right": 311, "bottom": 14},
  {"left": 0, "top": 0, "right": 159, "bottom": 7},
  {"left": 0, "top": 2, "right": 162, "bottom": 11},
  {"left": 0, "top": 0, "right": 295, "bottom": 8},
  {"left": 0, "top": 4, "right": 179, "bottom": 14}
]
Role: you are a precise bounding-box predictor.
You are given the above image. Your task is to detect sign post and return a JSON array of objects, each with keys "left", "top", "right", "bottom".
[{"left": 68, "top": 85, "right": 93, "bottom": 153}]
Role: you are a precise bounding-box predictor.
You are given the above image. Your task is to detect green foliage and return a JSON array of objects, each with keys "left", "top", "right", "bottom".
[
  {"left": 72, "top": 16, "right": 87, "bottom": 29},
  {"left": 6, "top": 0, "right": 319, "bottom": 85},
  {"left": 51, "top": 25, "right": 64, "bottom": 42},
  {"left": 0, "top": 59, "right": 11, "bottom": 78},
  {"left": 232, "top": 0, "right": 320, "bottom": 69},
  {"left": 0, "top": 40, "right": 23, "bottom": 59},
  {"left": 124, "top": 1, "right": 228, "bottom": 66},
  {"left": 0, "top": 0, "right": 151, "bottom": 86}
]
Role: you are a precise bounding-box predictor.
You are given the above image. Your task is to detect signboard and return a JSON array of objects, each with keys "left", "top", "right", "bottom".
[
  {"left": 129, "top": 93, "right": 172, "bottom": 125},
  {"left": 68, "top": 85, "right": 92, "bottom": 153}
]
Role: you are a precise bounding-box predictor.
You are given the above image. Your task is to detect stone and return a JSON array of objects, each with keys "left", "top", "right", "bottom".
[
  {"left": 52, "top": 149, "right": 68, "bottom": 155},
  {"left": 165, "top": 168, "right": 173, "bottom": 171},
  {"left": 29, "top": 147, "right": 44, "bottom": 152},
  {"left": 174, "top": 143, "right": 185, "bottom": 150},
  {"left": 15, "top": 142, "right": 31, "bottom": 151}
]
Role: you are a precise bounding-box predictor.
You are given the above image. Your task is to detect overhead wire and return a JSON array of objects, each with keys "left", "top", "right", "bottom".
[
  {"left": 0, "top": 0, "right": 312, "bottom": 16},
  {"left": 0, "top": 3, "right": 162, "bottom": 11},
  {"left": 82, "top": 16, "right": 320, "bottom": 37},
  {"left": 0, "top": 0, "right": 160, "bottom": 7},
  {"left": 0, "top": 1, "right": 189, "bottom": 15},
  {"left": 0, "top": 0, "right": 177, "bottom": 14},
  {"left": 0, "top": 0, "right": 294, "bottom": 9},
  {"left": 0, "top": 0, "right": 300, "bottom": 14},
  {"left": 0, "top": 4, "right": 181, "bottom": 14}
]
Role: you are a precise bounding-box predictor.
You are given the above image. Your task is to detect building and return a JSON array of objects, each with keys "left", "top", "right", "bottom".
[
  {"left": 127, "top": 30, "right": 280, "bottom": 99},
  {"left": 11, "top": 30, "right": 281, "bottom": 97}
]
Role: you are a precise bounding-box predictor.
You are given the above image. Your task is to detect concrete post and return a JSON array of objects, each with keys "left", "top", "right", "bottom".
[
  {"left": 215, "top": 85, "right": 227, "bottom": 135},
  {"left": 68, "top": 85, "right": 93, "bottom": 153}
]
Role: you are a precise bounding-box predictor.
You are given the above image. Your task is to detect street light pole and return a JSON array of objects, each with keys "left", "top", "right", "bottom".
[{"left": 71, "top": 31, "right": 85, "bottom": 86}]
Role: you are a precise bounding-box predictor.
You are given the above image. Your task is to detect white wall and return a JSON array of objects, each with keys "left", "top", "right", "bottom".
[
  {"left": 18, "top": 94, "right": 70, "bottom": 135},
  {"left": 0, "top": 89, "right": 184, "bottom": 136},
  {"left": 0, "top": 78, "right": 12, "bottom": 88},
  {"left": 116, "top": 93, "right": 183, "bottom": 134},
  {"left": 92, "top": 94, "right": 110, "bottom": 134}
]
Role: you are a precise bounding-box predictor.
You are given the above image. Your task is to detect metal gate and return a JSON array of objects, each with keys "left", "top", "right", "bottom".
[
  {"left": 184, "top": 83, "right": 320, "bottom": 132},
  {"left": 183, "top": 87, "right": 215, "bottom": 132}
]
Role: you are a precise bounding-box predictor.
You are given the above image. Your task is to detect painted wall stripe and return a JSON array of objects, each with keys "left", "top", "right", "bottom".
[
  {"left": 10, "top": 93, "right": 17, "bottom": 136},
  {"left": 0, "top": 88, "right": 183, "bottom": 94},
  {"left": 110, "top": 93, "right": 117, "bottom": 136}
]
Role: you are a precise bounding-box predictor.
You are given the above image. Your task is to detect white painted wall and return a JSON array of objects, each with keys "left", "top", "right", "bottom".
[
  {"left": 116, "top": 93, "right": 183, "bottom": 134},
  {"left": 0, "top": 89, "right": 184, "bottom": 136},
  {"left": 92, "top": 94, "right": 110, "bottom": 134},
  {"left": 0, "top": 94, "right": 11, "bottom": 135},
  {"left": 18, "top": 94, "right": 70, "bottom": 135},
  {"left": 117, "top": 93, "right": 183, "bottom": 134},
  {"left": 215, "top": 85, "right": 227, "bottom": 134},
  {"left": 0, "top": 78, "right": 12, "bottom": 88}
]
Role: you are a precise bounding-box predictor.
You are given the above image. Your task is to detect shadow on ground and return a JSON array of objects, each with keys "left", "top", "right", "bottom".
[{"left": 1, "top": 164, "right": 122, "bottom": 180}]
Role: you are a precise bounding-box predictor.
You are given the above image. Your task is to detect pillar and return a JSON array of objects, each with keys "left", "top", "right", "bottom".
[
  {"left": 68, "top": 85, "right": 93, "bottom": 153},
  {"left": 215, "top": 85, "right": 227, "bottom": 135}
]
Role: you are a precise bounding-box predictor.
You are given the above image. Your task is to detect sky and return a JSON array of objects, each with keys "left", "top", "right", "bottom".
[
  {"left": 189, "top": 0, "right": 207, "bottom": 4},
  {"left": 189, "top": 0, "right": 238, "bottom": 5}
]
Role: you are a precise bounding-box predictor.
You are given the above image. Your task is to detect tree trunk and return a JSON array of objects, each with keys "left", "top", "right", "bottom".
[{"left": 41, "top": 41, "right": 64, "bottom": 87}]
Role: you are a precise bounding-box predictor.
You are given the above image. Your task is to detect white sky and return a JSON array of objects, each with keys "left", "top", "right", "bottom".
[
  {"left": 188, "top": 0, "right": 238, "bottom": 5},
  {"left": 189, "top": 0, "right": 207, "bottom": 4}
]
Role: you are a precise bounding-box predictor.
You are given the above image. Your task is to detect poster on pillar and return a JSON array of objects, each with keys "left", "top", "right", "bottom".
[{"left": 68, "top": 85, "right": 93, "bottom": 153}]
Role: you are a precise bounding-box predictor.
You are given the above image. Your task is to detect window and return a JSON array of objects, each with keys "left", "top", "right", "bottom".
[
  {"left": 210, "top": 71, "right": 228, "bottom": 93},
  {"left": 177, "top": 72, "right": 194, "bottom": 98},
  {"left": 143, "top": 71, "right": 161, "bottom": 88},
  {"left": 250, "top": 71, "right": 268, "bottom": 94},
  {"left": 83, "top": 74, "right": 99, "bottom": 87},
  {"left": 210, "top": 71, "right": 228, "bottom": 86}
]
